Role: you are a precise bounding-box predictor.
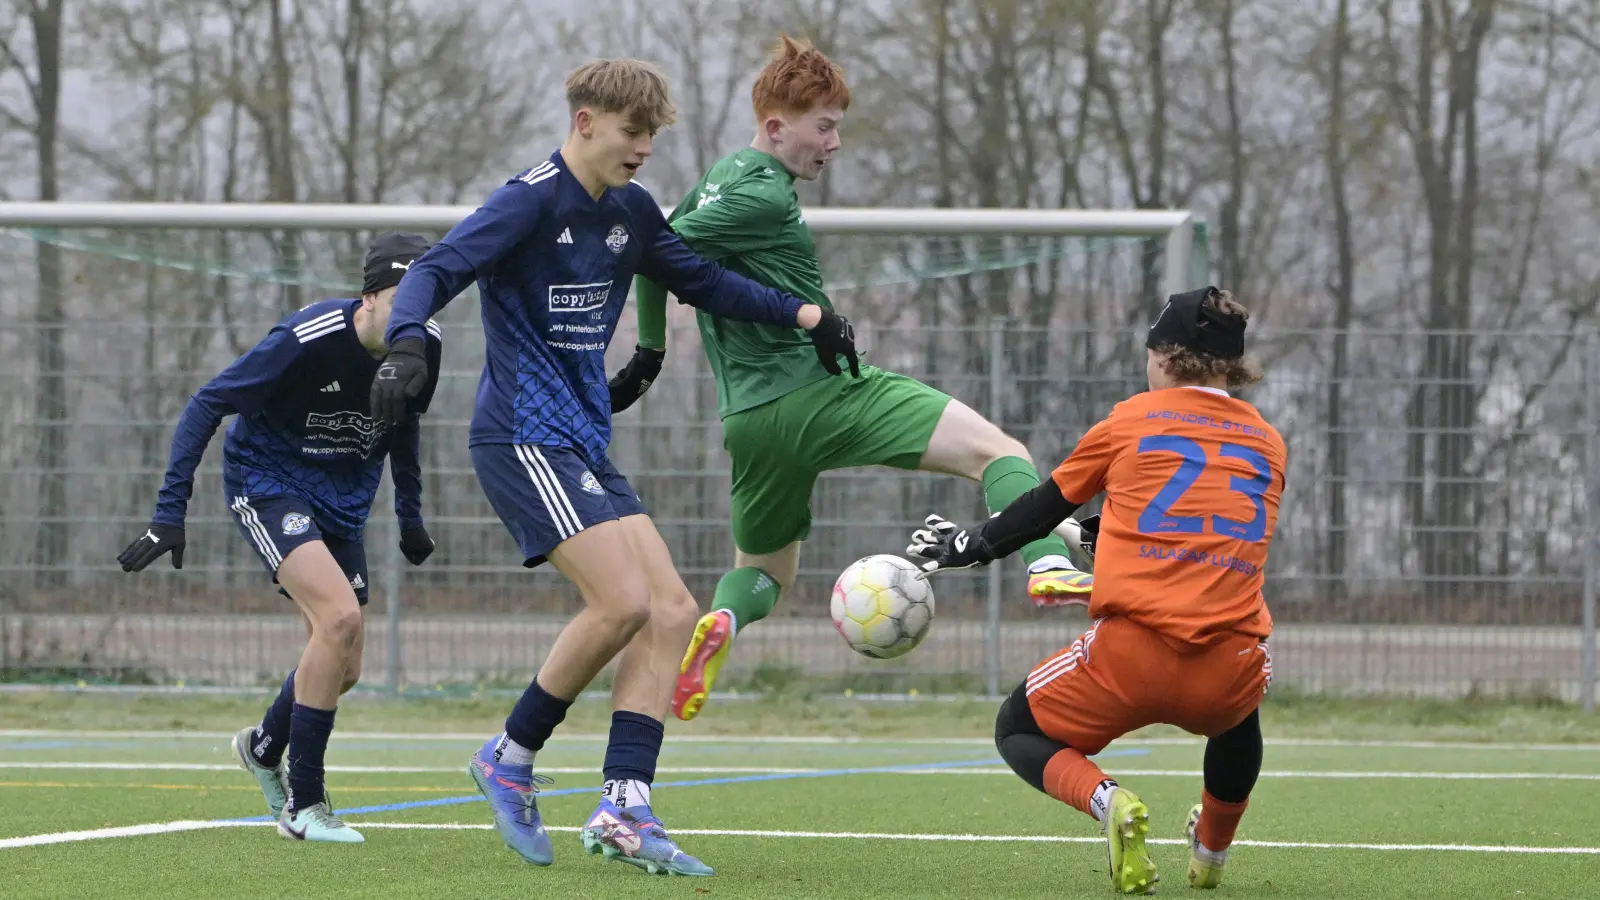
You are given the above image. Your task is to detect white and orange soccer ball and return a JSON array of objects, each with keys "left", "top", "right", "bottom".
[{"left": 830, "top": 554, "right": 935, "bottom": 659}]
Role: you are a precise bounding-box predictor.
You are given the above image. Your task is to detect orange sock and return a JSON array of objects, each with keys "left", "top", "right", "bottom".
[
  {"left": 1042, "top": 749, "right": 1113, "bottom": 820},
  {"left": 1196, "top": 789, "right": 1249, "bottom": 851}
]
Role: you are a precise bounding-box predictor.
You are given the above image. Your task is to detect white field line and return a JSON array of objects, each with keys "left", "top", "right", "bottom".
[
  {"left": 4, "top": 729, "right": 1599, "bottom": 752},
  {"left": 2, "top": 762, "right": 1599, "bottom": 781},
  {"left": 3, "top": 819, "right": 1597, "bottom": 855}
]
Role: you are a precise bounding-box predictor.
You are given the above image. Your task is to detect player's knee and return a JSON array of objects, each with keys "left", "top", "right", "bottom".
[
  {"left": 313, "top": 604, "right": 365, "bottom": 656},
  {"left": 589, "top": 581, "right": 653, "bottom": 638},
  {"left": 653, "top": 584, "right": 701, "bottom": 637},
  {"left": 982, "top": 432, "right": 1032, "bottom": 470}
]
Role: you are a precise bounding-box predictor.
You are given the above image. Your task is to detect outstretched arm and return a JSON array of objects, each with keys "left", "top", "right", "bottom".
[{"left": 152, "top": 325, "right": 303, "bottom": 527}]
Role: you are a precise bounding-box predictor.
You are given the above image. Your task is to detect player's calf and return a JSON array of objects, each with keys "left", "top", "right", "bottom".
[{"left": 1187, "top": 709, "right": 1261, "bottom": 888}]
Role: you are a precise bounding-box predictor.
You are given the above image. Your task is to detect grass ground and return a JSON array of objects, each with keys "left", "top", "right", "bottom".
[{"left": 3, "top": 689, "right": 1599, "bottom": 899}]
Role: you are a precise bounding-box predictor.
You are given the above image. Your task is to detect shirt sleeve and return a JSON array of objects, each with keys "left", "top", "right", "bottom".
[
  {"left": 151, "top": 324, "right": 303, "bottom": 527},
  {"left": 1051, "top": 415, "right": 1121, "bottom": 505},
  {"left": 390, "top": 413, "right": 425, "bottom": 530},
  {"left": 632, "top": 275, "right": 669, "bottom": 351},
  {"left": 386, "top": 180, "right": 546, "bottom": 346},
  {"left": 667, "top": 185, "right": 789, "bottom": 261},
  {"left": 635, "top": 204, "right": 804, "bottom": 327}
]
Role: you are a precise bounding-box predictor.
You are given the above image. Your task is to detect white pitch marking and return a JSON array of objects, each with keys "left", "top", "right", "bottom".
[
  {"left": 4, "top": 820, "right": 1597, "bottom": 855},
  {"left": 4, "top": 729, "right": 1599, "bottom": 752}
]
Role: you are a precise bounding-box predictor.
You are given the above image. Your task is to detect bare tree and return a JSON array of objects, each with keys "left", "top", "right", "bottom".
[
  {"left": 0, "top": 0, "right": 67, "bottom": 588},
  {"left": 1379, "top": 0, "right": 1497, "bottom": 596}
]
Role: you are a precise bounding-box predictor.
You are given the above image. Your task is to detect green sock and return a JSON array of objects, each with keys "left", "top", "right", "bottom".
[
  {"left": 711, "top": 567, "right": 782, "bottom": 635},
  {"left": 981, "top": 456, "right": 1074, "bottom": 569}
]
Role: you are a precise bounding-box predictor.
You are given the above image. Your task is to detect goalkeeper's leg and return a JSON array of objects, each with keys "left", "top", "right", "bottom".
[{"left": 916, "top": 397, "right": 1092, "bottom": 604}]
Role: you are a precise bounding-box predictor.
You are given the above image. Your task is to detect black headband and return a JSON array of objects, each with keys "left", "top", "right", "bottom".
[
  {"left": 1145, "top": 286, "right": 1246, "bottom": 360},
  {"left": 362, "top": 232, "right": 431, "bottom": 295}
]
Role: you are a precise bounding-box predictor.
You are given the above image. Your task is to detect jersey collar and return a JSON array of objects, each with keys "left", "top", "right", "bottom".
[
  {"left": 1181, "top": 385, "right": 1231, "bottom": 397},
  {"left": 738, "top": 147, "right": 797, "bottom": 186}
]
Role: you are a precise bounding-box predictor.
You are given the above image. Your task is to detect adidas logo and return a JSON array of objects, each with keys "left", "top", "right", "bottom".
[
  {"left": 349, "top": 574, "right": 365, "bottom": 589},
  {"left": 320, "top": 381, "right": 341, "bottom": 393},
  {"left": 556, "top": 228, "right": 573, "bottom": 244}
]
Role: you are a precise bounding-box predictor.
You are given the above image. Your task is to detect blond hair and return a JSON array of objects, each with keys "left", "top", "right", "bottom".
[
  {"left": 1157, "top": 289, "right": 1265, "bottom": 389},
  {"left": 565, "top": 58, "right": 678, "bottom": 132}
]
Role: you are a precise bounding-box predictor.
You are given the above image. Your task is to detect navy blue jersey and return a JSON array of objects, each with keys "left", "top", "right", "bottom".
[
  {"left": 385, "top": 149, "right": 806, "bottom": 469},
  {"left": 152, "top": 299, "right": 444, "bottom": 540}
]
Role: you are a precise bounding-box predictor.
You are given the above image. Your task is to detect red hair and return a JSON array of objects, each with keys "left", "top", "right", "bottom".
[{"left": 751, "top": 35, "right": 850, "bottom": 120}]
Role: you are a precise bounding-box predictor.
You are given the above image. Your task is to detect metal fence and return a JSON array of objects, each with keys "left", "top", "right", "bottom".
[{"left": 0, "top": 226, "right": 1594, "bottom": 706}]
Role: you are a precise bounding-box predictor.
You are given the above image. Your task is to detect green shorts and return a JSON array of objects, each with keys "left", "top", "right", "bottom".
[{"left": 721, "top": 365, "right": 952, "bottom": 554}]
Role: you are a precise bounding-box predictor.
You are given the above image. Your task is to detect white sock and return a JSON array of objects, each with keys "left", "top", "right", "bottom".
[
  {"left": 1088, "top": 779, "right": 1119, "bottom": 823},
  {"left": 602, "top": 778, "right": 652, "bottom": 810},
  {"left": 1028, "top": 554, "right": 1074, "bottom": 574},
  {"left": 1193, "top": 839, "right": 1229, "bottom": 863},
  {"left": 493, "top": 733, "right": 535, "bottom": 766},
  {"left": 721, "top": 609, "right": 739, "bottom": 638}
]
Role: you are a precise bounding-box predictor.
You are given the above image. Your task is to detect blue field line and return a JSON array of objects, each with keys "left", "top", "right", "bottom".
[{"left": 219, "top": 746, "right": 1150, "bottom": 825}]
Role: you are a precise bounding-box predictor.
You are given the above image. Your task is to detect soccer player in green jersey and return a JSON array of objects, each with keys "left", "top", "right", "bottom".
[{"left": 616, "top": 36, "right": 1093, "bottom": 721}]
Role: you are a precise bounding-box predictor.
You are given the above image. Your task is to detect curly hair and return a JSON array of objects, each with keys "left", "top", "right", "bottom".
[{"left": 1152, "top": 289, "right": 1264, "bottom": 389}]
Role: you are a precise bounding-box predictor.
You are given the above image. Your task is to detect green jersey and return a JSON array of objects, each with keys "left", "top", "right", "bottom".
[{"left": 633, "top": 148, "right": 837, "bottom": 418}]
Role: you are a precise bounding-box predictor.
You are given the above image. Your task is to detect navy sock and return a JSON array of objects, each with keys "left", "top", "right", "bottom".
[
  {"left": 286, "top": 703, "right": 336, "bottom": 812},
  {"left": 503, "top": 677, "right": 572, "bottom": 753},
  {"left": 602, "top": 710, "right": 665, "bottom": 783},
  {"left": 252, "top": 670, "right": 296, "bottom": 768}
]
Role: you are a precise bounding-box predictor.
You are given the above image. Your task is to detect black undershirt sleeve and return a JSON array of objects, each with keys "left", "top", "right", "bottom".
[{"left": 975, "top": 480, "right": 1081, "bottom": 562}]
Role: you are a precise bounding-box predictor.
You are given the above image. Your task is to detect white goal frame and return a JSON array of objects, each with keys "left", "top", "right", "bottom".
[{"left": 0, "top": 202, "right": 1200, "bottom": 303}]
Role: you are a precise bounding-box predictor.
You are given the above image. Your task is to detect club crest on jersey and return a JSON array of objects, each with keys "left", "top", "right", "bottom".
[
  {"left": 579, "top": 470, "right": 604, "bottom": 496},
  {"left": 605, "top": 225, "right": 629, "bottom": 254},
  {"left": 281, "top": 513, "right": 311, "bottom": 536}
]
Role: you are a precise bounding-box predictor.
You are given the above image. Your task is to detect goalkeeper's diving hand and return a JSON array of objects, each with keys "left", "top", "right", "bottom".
[
  {"left": 117, "top": 523, "right": 186, "bottom": 572},
  {"left": 608, "top": 345, "right": 667, "bottom": 413},
  {"left": 906, "top": 514, "right": 994, "bottom": 574},
  {"left": 370, "top": 337, "right": 429, "bottom": 428}
]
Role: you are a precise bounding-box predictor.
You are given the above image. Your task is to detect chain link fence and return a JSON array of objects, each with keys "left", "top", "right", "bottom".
[{"left": 0, "top": 227, "right": 1594, "bottom": 704}]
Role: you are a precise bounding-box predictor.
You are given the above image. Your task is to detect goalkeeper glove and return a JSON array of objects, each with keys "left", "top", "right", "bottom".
[{"left": 906, "top": 514, "right": 994, "bottom": 574}]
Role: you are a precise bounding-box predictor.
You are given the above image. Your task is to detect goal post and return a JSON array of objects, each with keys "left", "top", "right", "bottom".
[{"left": 0, "top": 201, "right": 1203, "bottom": 693}]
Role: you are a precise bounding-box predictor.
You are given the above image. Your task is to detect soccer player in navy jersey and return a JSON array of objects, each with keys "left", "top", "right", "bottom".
[
  {"left": 117, "top": 233, "right": 444, "bottom": 844},
  {"left": 371, "top": 58, "right": 859, "bottom": 877}
]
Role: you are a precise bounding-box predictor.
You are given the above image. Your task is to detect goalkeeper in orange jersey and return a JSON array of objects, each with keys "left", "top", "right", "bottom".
[
  {"left": 909, "top": 287, "right": 1285, "bottom": 895},
  {"left": 614, "top": 35, "right": 1093, "bottom": 723}
]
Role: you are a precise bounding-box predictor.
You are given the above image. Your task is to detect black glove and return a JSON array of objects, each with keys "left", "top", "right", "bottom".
[
  {"left": 906, "top": 513, "right": 993, "bottom": 574},
  {"left": 809, "top": 308, "right": 861, "bottom": 378},
  {"left": 399, "top": 524, "right": 435, "bottom": 566},
  {"left": 370, "top": 337, "right": 429, "bottom": 427},
  {"left": 1074, "top": 514, "right": 1100, "bottom": 559},
  {"left": 608, "top": 345, "right": 667, "bottom": 413},
  {"left": 117, "top": 523, "right": 186, "bottom": 572}
]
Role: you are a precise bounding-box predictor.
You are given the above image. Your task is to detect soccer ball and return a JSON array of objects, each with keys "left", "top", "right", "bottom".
[{"left": 830, "top": 554, "right": 935, "bottom": 659}]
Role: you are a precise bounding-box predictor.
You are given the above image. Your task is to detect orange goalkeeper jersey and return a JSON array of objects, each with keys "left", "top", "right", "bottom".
[{"left": 1052, "top": 387, "right": 1287, "bottom": 645}]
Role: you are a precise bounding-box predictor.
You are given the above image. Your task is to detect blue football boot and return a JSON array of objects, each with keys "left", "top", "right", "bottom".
[
  {"left": 468, "top": 734, "right": 554, "bottom": 865},
  {"left": 580, "top": 797, "right": 714, "bottom": 876}
]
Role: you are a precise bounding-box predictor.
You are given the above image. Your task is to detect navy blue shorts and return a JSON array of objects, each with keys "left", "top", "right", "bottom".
[
  {"left": 471, "top": 443, "right": 648, "bottom": 568},
  {"left": 227, "top": 493, "right": 369, "bottom": 605}
]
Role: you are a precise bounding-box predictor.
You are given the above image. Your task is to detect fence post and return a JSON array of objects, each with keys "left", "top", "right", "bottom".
[
  {"left": 985, "top": 318, "right": 1007, "bottom": 698},
  {"left": 1584, "top": 331, "right": 1598, "bottom": 713},
  {"left": 380, "top": 473, "right": 403, "bottom": 693}
]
